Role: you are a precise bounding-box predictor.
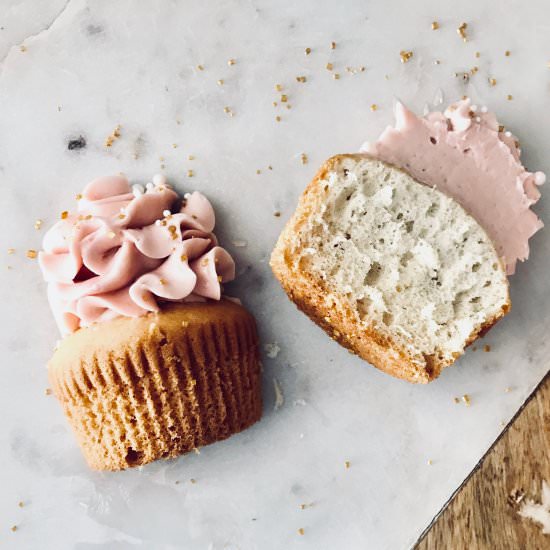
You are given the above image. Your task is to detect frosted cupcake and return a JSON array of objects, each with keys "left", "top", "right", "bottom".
[{"left": 39, "top": 174, "right": 261, "bottom": 470}]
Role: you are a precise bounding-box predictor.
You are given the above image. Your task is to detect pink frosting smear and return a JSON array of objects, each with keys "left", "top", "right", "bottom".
[
  {"left": 39, "top": 175, "right": 235, "bottom": 335},
  {"left": 361, "top": 99, "right": 545, "bottom": 275}
]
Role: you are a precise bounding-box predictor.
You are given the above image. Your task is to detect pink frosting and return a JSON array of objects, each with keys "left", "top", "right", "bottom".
[
  {"left": 361, "top": 99, "right": 545, "bottom": 274},
  {"left": 39, "top": 175, "right": 235, "bottom": 335}
]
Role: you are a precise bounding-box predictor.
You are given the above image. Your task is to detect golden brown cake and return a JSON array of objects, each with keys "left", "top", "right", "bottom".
[{"left": 48, "top": 300, "right": 261, "bottom": 471}]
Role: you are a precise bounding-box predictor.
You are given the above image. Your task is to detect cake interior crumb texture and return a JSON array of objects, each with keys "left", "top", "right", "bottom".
[
  {"left": 48, "top": 300, "right": 262, "bottom": 470},
  {"left": 271, "top": 155, "right": 510, "bottom": 382}
]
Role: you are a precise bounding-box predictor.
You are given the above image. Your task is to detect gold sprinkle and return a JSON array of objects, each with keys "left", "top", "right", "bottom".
[
  {"left": 7, "top": 248, "right": 15, "bottom": 255},
  {"left": 187, "top": 170, "right": 194, "bottom": 177},
  {"left": 168, "top": 225, "right": 177, "bottom": 233},
  {"left": 159, "top": 278, "right": 167, "bottom": 286},
  {"left": 228, "top": 58, "right": 236, "bottom": 66},
  {"left": 223, "top": 106, "right": 234, "bottom": 116},
  {"left": 272, "top": 101, "right": 278, "bottom": 107},
  {"left": 330, "top": 41, "right": 336, "bottom": 49},
  {"left": 457, "top": 22, "right": 468, "bottom": 42},
  {"left": 275, "top": 84, "right": 283, "bottom": 91},
  {"left": 462, "top": 394, "right": 471, "bottom": 406},
  {"left": 431, "top": 21, "right": 439, "bottom": 30},
  {"left": 305, "top": 47, "right": 311, "bottom": 55},
  {"left": 104, "top": 125, "right": 121, "bottom": 147},
  {"left": 60, "top": 210, "right": 69, "bottom": 219},
  {"left": 274, "top": 211, "right": 281, "bottom": 217},
  {"left": 281, "top": 94, "right": 288, "bottom": 102},
  {"left": 470, "top": 66, "right": 479, "bottom": 75},
  {"left": 34, "top": 219, "right": 43, "bottom": 230},
  {"left": 85, "top": 214, "right": 92, "bottom": 220},
  {"left": 45, "top": 388, "right": 52, "bottom": 396},
  {"left": 333, "top": 73, "right": 340, "bottom": 80},
  {"left": 196, "top": 64, "right": 204, "bottom": 71},
  {"left": 505, "top": 50, "right": 511, "bottom": 57},
  {"left": 499, "top": 125, "right": 505, "bottom": 133},
  {"left": 427, "top": 459, "right": 433, "bottom": 465},
  {"left": 11, "top": 525, "right": 17, "bottom": 532},
  {"left": 75, "top": 193, "right": 83, "bottom": 200},
  {"left": 256, "top": 169, "right": 262, "bottom": 174},
  {"left": 300, "top": 153, "right": 308, "bottom": 165},
  {"left": 275, "top": 115, "right": 281, "bottom": 122},
  {"left": 400, "top": 50, "right": 413, "bottom": 63},
  {"left": 26, "top": 249, "right": 37, "bottom": 259},
  {"left": 489, "top": 77, "right": 497, "bottom": 86},
  {"left": 345, "top": 460, "right": 351, "bottom": 469},
  {"left": 325, "top": 62, "right": 333, "bottom": 71},
  {"left": 117, "top": 213, "right": 126, "bottom": 219},
  {"left": 475, "top": 51, "right": 481, "bottom": 58},
  {"left": 188, "top": 155, "right": 195, "bottom": 160},
  {"left": 172, "top": 143, "right": 178, "bottom": 149},
  {"left": 180, "top": 254, "right": 188, "bottom": 262},
  {"left": 296, "top": 76, "right": 307, "bottom": 83},
  {"left": 483, "top": 344, "right": 491, "bottom": 352},
  {"left": 507, "top": 94, "right": 513, "bottom": 100},
  {"left": 298, "top": 528, "right": 305, "bottom": 536},
  {"left": 201, "top": 258, "right": 209, "bottom": 266},
  {"left": 18, "top": 501, "right": 24, "bottom": 507},
  {"left": 190, "top": 478, "right": 197, "bottom": 484},
  {"left": 217, "top": 275, "right": 222, "bottom": 282},
  {"left": 370, "top": 104, "right": 378, "bottom": 112},
  {"left": 217, "top": 79, "right": 224, "bottom": 86}
]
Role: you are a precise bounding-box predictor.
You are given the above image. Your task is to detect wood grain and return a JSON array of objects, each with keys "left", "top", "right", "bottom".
[{"left": 416, "top": 372, "right": 550, "bottom": 550}]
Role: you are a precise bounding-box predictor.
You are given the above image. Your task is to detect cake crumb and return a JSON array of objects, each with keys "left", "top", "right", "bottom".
[
  {"left": 265, "top": 343, "right": 281, "bottom": 358},
  {"left": 505, "top": 387, "right": 512, "bottom": 393},
  {"left": 345, "top": 460, "right": 351, "bottom": 469},
  {"left": 7, "top": 248, "right": 15, "bottom": 254},
  {"left": 104, "top": 125, "right": 121, "bottom": 147},
  {"left": 333, "top": 73, "right": 340, "bottom": 80},
  {"left": 462, "top": 394, "right": 471, "bottom": 406},
  {"left": 400, "top": 50, "right": 413, "bottom": 63},
  {"left": 475, "top": 51, "right": 481, "bottom": 58},
  {"left": 431, "top": 21, "right": 439, "bottom": 30},
  {"left": 326, "top": 62, "right": 333, "bottom": 71},
  {"left": 330, "top": 41, "right": 336, "bottom": 49},
  {"left": 301, "top": 153, "right": 308, "bottom": 165},
  {"left": 34, "top": 219, "right": 43, "bottom": 230},
  {"left": 298, "top": 528, "right": 305, "bottom": 536},
  {"left": 305, "top": 47, "right": 311, "bottom": 55},
  {"left": 453, "top": 397, "right": 460, "bottom": 404},
  {"left": 370, "top": 104, "right": 378, "bottom": 112},
  {"left": 275, "top": 83, "right": 283, "bottom": 91},
  {"left": 296, "top": 76, "right": 307, "bottom": 83},
  {"left": 227, "top": 58, "right": 236, "bottom": 66},
  {"left": 505, "top": 50, "right": 511, "bottom": 57},
  {"left": 457, "top": 22, "right": 468, "bottom": 41},
  {"left": 190, "top": 478, "right": 197, "bottom": 484},
  {"left": 507, "top": 94, "right": 513, "bottom": 101},
  {"left": 427, "top": 459, "right": 433, "bottom": 465},
  {"left": 45, "top": 388, "right": 52, "bottom": 396},
  {"left": 18, "top": 501, "right": 24, "bottom": 508},
  {"left": 483, "top": 344, "right": 491, "bottom": 352},
  {"left": 11, "top": 525, "right": 17, "bottom": 532}
]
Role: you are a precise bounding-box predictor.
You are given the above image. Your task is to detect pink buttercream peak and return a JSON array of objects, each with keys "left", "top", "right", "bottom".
[
  {"left": 361, "top": 99, "right": 544, "bottom": 274},
  {"left": 39, "top": 175, "right": 235, "bottom": 334}
]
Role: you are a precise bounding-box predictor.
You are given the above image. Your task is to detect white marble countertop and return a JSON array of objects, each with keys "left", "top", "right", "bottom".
[{"left": 1, "top": 1, "right": 549, "bottom": 548}]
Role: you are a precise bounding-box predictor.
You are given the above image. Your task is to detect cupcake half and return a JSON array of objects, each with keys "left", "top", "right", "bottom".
[{"left": 40, "top": 175, "right": 261, "bottom": 470}]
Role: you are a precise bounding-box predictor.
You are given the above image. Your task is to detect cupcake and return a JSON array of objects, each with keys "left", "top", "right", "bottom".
[{"left": 40, "top": 174, "right": 261, "bottom": 470}]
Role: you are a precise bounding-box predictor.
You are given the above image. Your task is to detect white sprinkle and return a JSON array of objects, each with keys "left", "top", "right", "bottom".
[
  {"left": 470, "top": 104, "right": 478, "bottom": 112},
  {"left": 475, "top": 116, "right": 481, "bottom": 123},
  {"left": 153, "top": 174, "right": 167, "bottom": 186},
  {"left": 232, "top": 239, "right": 248, "bottom": 248},
  {"left": 480, "top": 106, "right": 488, "bottom": 113},
  {"left": 155, "top": 220, "right": 162, "bottom": 226},
  {"left": 293, "top": 399, "right": 307, "bottom": 407},
  {"left": 163, "top": 209, "right": 171, "bottom": 217},
  {"left": 264, "top": 342, "right": 281, "bottom": 359},
  {"left": 132, "top": 184, "right": 144, "bottom": 197},
  {"left": 505, "top": 131, "right": 512, "bottom": 137},
  {"left": 184, "top": 193, "right": 191, "bottom": 199},
  {"left": 534, "top": 171, "right": 546, "bottom": 185},
  {"left": 146, "top": 182, "right": 154, "bottom": 191},
  {"left": 273, "top": 378, "right": 284, "bottom": 411}
]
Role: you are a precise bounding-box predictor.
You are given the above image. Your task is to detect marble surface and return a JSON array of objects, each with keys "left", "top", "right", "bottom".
[{"left": 1, "top": 1, "right": 549, "bottom": 548}]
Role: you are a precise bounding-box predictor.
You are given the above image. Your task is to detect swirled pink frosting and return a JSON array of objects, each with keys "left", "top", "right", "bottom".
[
  {"left": 39, "top": 175, "right": 235, "bottom": 335},
  {"left": 362, "top": 99, "right": 545, "bottom": 275}
]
